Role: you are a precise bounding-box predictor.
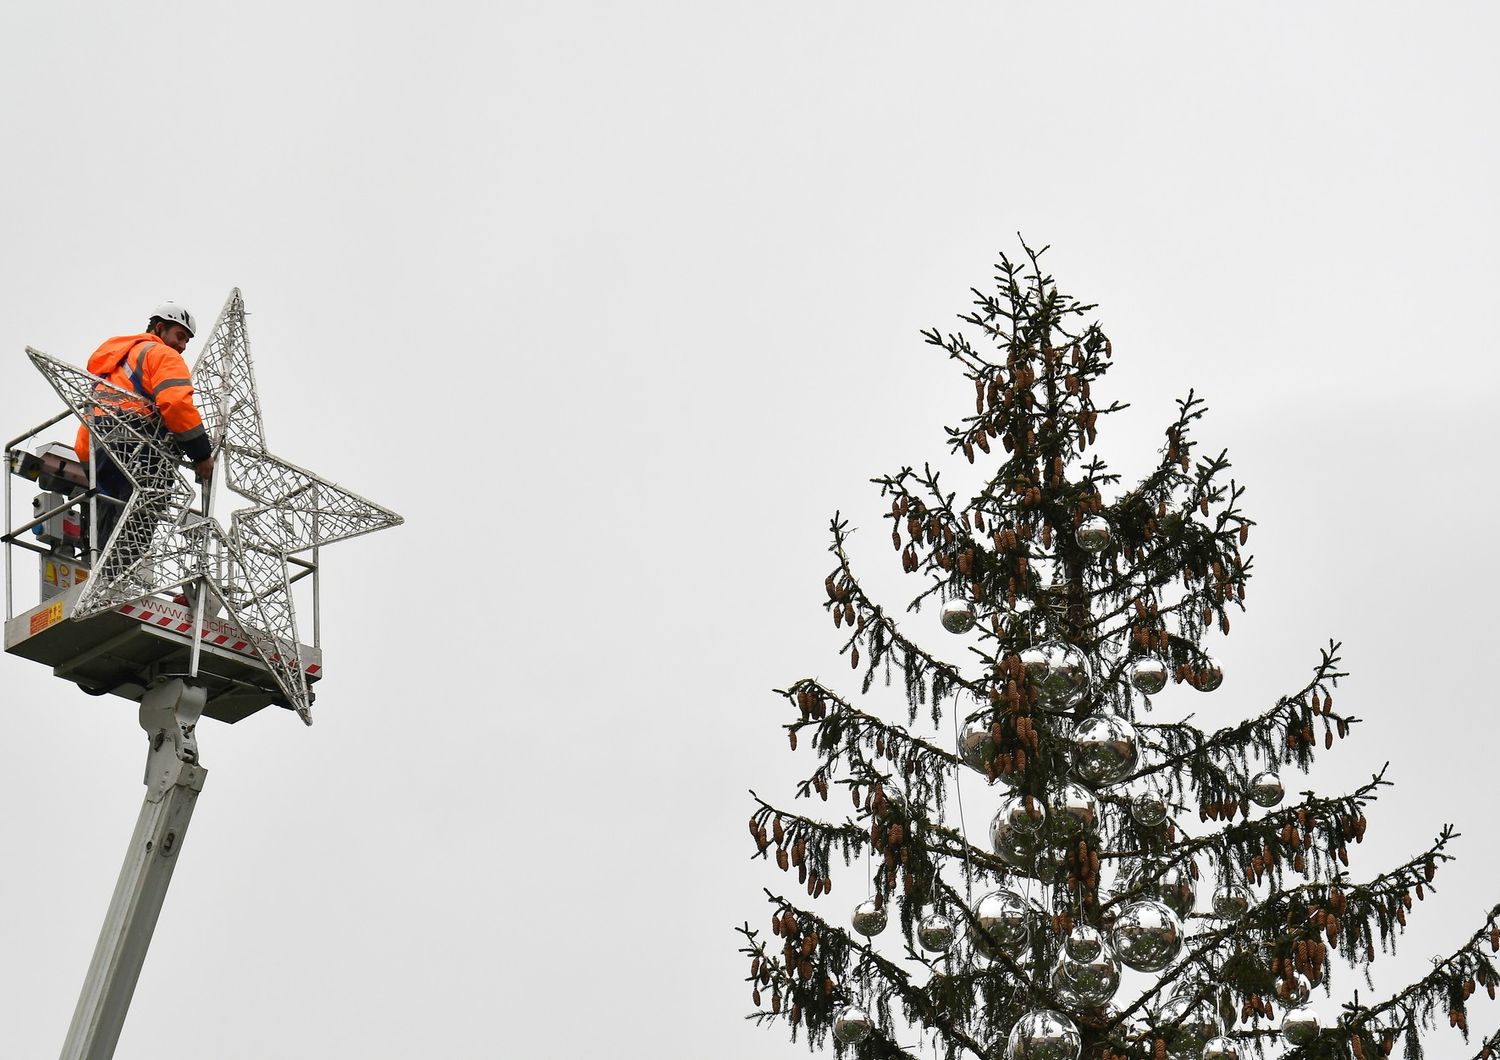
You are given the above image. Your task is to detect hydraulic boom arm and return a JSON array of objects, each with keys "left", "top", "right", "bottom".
[{"left": 60, "top": 678, "right": 208, "bottom": 1060}]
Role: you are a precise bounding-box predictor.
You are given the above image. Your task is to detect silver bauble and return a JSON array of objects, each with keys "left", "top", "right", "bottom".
[
  {"left": 1189, "top": 656, "right": 1224, "bottom": 692},
  {"left": 1153, "top": 863, "right": 1197, "bottom": 919},
  {"left": 1210, "top": 883, "right": 1251, "bottom": 920},
  {"left": 1112, "top": 861, "right": 1190, "bottom": 915},
  {"left": 1063, "top": 924, "right": 1106, "bottom": 963},
  {"left": 850, "top": 898, "right": 888, "bottom": 937},
  {"left": 1247, "top": 770, "right": 1285, "bottom": 808},
  {"left": 1128, "top": 656, "right": 1169, "bottom": 696},
  {"left": 1049, "top": 782, "right": 1099, "bottom": 836},
  {"left": 1048, "top": 960, "right": 1083, "bottom": 1012},
  {"left": 941, "top": 599, "right": 977, "bottom": 634},
  {"left": 997, "top": 792, "right": 1048, "bottom": 836},
  {"left": 1111, "top": 900, "right": 1184, "bottom": 972},
  {"left": 832, "top": 1004, "right": 873, "bottom": 1044},
  {"left": 1160, "top": 995, "right": 1219, "bottom": 1058},
  {"left": 1131, "top": 786, "right": 1170, "bottom": 827},
  {"left": 1057, "top": 944, "right": 1121, "bottom": 1007},
  {"left": 1075, "top": 516, "right": 1114, "bottom": 554},
  {"left": 1073, "top": 713, "right": 1139, "bottom": 786},
  {"left": 1201, "top": 1038, "right": 1241, "bottom": 1060},
  {"left": 1280, "top": 1006, "right": 1320, "bottom": 1046},
  {"left": 971, "top": 888, "right": 1030, "bottom": 957},
  {"left": 990, "top": 811, "right": 1041, "bottom": 868},
  {"left": 917, "top": 911, "right": 957, "bottom": 953},
  {"left": 877, "top": 782, "right": 909, "bottom": 818},
  {"left": 1037, "top": 644, "right": 1091, "bottom": 711},
  {"left": 957, "top": 719, "right": 995, "bottom": 774},
  {"left": 1005, "top": 1008, "right": 1081, "bottom": 1060},
  {"left": 1020, "top": 646, "right": 1051, "bottom": 681},
  {"left": 1279, "top": 975, "right": 1312, "bottom": 1006}
]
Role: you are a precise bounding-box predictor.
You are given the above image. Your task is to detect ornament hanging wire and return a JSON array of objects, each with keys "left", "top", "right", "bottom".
[{"left": 949, "top": 695, "right": 975, "bottom": 905}]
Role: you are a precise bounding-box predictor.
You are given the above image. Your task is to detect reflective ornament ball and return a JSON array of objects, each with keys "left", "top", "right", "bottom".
[
  {"left": 1073, "top": 713, "right": 1139, "bottom": 786},
  {"left": 1247, "top": 770, "right": 1285, "bottom": 808},
  {"left": 917, "top": 911, "right": 957, "bottom": 953},
  {"left": 1280, "top": 1006, "right": 1320, "bottom": 1046},
  {"left": 1048, "top": 960, "right": 1083, "bottom": 1012},
  {"left": 1020, "top": 646, "right": 1051, "bottom": 682},
  {"left": 1106, "top": 859, "right": 1192, "bottom": 916},
  {"left": 832, "top": 1004, "right": 874, "bottom": 1044},
  {"left": 990, "top": 810, "right": 1040, "bottom": 869},
  {"left": 997, "top": 792, "right": 1048, "bottom": 836},
  {"left": 1277, "top": 974, "right": 1312, "bottom": 1006},
  {"left": 1049, "top": 782, "right": 1100, "bottom": 836},
  {"left": 1201, "top": 1037, "right": 1241, "bottom": 1060},
  {"left": 1005, "top": 1008, "right": 1081, "bottom": 1060},
  {"left": 851, "top": 898, "right": 888, "bottom": 937},
  {"left": 1128, "top": 656, "right": 1169, "bottom": 696},
  {"left": 1075, "top": 517, "right": 1114, "bottom": 554},
  {"left": 957, "top": 719, "right": 995, "bottom": 774},
  {"left": 1211, "top": 883, "right": 1252, "bottom": 920},
  {"left": 1189, "top": 657, "right": 1224, "bottom": 692},
  {"left": 875, "top": 783, "right": 908, "bottom": 819},
  {"left": 971, "top": 888, "right": 1030, "bottom": 957},
  {"left": 1160, "top": 995, "right": 1219, "bottom": 1058},
  {"left": 941, "top": 600, "right": 977, "bottom": 634},
  {"left": 1153, "top": 863, "right": 1197, "bottom": 919},
  {"left": 1111, "top": 900, "right": 1183, "bottom": 972},
  {"left": 1064, "top": 924, "right": 1106, "bottom": 963},
  {"left": 1056, "top": 943, "right": 1120, "bottom": 1007},
  {"left": 1131, "top": 787, "right": 1170, "bottom": 827},
  {"left": 1038, "top": 644, "right": 1091, "bottom": 711}
]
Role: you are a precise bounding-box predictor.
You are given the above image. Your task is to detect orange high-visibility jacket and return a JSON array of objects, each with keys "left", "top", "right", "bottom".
[{"left": 73, "top": 334, "right": 212, "bottom": 464}]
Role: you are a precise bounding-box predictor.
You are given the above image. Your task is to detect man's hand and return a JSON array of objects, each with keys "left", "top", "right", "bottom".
[{"left": 193, "top": 456, "right": 215, "bottom": 481}]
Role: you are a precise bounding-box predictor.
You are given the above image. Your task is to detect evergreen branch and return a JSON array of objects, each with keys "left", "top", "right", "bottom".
[
  {"left": 758, "top": 892, "right": 992, "bottom": 1059},
  {"left": 1133, "top": 641, "right": 1354, "bottom": 781},
  {"left": 1469, "top": 1026, "right": 1500, "bottom": 1060},
  {"left": 1345, "top": 903, "right": 1500, "bottom": 1040}
]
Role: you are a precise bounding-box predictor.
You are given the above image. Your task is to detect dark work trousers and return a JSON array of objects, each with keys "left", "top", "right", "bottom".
[
  {"left": 89, "top": 416, "right": 177, "bottom": 576},
  {"left": 92, "top": 446, "right": 132, "bottom": 547}
]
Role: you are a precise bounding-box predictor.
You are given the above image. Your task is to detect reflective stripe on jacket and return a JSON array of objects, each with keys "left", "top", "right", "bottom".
[{"left": 73, "top": 333, "right": 210, "bottom": 464}]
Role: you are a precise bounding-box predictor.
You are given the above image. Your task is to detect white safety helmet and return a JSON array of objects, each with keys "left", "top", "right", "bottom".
[{"left": 150, "top": 302, "right": 196, "bottom": 337}]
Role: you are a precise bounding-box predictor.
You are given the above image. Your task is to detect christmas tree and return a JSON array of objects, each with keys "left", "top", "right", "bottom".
[{"left": 738, "top": 242, "right": 1500, "bottom": 1060}]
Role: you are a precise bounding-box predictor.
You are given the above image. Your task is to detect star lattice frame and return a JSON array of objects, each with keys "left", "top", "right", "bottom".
[{"left": 27, "top": 289, "right": 402, "bottom": 723}]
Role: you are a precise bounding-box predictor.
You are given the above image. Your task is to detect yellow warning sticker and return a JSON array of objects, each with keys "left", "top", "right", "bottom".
[
  {"left": 42, "top": 560, "right": 87, "bottom": 590},
  {"left": 29, "top": 602, "right": 64, "bottom": 636}
]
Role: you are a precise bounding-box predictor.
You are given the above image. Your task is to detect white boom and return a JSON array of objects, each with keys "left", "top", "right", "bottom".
[{"left": 60, "top": 679, "right": 208, "bottom": 1060}]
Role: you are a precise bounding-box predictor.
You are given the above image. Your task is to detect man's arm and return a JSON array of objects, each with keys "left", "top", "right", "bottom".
[{"left": 139, "top": 346, "right": 214, "bottom": 479}]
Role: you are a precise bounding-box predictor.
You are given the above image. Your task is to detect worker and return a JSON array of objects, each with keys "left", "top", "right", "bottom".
[{"left": 74, "top": 303, "right": 215, "bottom": 553}]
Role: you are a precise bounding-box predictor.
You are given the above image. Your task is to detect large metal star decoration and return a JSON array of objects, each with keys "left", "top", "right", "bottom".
[{"left": 26, "top": 290, "right": 402, "bottom": 723}]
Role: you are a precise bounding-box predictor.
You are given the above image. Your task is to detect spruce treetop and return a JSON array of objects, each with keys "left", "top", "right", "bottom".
[{"left": 739, "top": 242, "right": 1500, "bottom": 1060}]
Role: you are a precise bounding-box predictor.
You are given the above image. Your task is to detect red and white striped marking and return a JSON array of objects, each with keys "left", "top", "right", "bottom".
[{"left": 115, "top": 600, "right": 321, "bottom": 675}]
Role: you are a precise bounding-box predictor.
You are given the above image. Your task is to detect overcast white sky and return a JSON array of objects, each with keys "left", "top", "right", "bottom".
[{"left": 1, "top": 4, "right": 1497, "bottom": 1058}]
